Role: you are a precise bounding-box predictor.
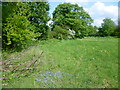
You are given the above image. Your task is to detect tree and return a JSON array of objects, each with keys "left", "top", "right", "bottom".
[
  {"left": 98, "top": 18, "right": 116, "bottom": 36},
  {"left": 2, "top": 2, "right": 41, "bottom": 50},
  {"left": 52, "top": 3, "right": 93, "bottom": 39},
  {"left": 28, "top": 2, "right": 50, "bottom": 40}
]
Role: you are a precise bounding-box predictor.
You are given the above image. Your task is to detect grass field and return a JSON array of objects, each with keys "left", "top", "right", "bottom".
[{"left": 2, "top": 37, "right": 118, "bottom": 88}]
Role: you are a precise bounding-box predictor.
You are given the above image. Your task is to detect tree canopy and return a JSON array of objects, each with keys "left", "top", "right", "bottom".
[
  {"left": 2, "top": 2, "right": 49, "bottom": 50},
  {"left": 98, "top": 18, "right": 116, "bottom": 36},
  {"left": 28, "top": 2, "right": 50, "bottom": 39},
  {"left": 52, "top": 3, "right": 94, "bottom": 38}
]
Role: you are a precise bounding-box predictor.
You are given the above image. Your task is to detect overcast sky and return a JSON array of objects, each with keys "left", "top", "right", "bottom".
[{"left": 48, "top": 0, "right": 119, "bottom": 27}]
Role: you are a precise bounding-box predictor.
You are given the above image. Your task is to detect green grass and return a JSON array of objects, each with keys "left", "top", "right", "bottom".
[{"left": 2, "top": 37, "right": 118, "bottom": 88}]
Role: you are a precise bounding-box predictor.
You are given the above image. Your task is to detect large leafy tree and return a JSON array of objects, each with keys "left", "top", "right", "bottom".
[
  {"left": 52, "top": 3, "right": 93, "bottom": 38},
  {"left": 2, "top": 2, "right": 41, "bottom": 50},
  {"left": 98, "top": 18, "right": 116, "bottom": 36},
  {"left": 28, "top": 2, "right": 50, "bottom": 39}
]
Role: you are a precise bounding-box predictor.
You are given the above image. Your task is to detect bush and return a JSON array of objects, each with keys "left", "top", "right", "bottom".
[{"left": 48, "top": 26, "right": 69, "bottom": 40}]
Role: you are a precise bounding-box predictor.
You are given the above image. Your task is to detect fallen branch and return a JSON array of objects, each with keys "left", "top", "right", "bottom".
[
  {"left": 16, "top": 51, "right": 43, "bottom": 77},
  {"left": 2, "top": 51, "right": 43, "bottom": 80}
]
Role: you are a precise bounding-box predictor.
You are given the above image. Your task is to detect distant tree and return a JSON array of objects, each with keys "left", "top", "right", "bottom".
[
  {"left": 98, "top": 18, "right": 116, "bottom": 36},
  {"left": 52, "top": 3, "right": 93, "bottom": 39}
]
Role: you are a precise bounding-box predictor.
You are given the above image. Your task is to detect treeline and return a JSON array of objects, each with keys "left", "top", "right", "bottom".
[
  {"left": 49, "top": 3, "right": 118, "bottom": 39},
  {"left": 2, "top": 2, "right": 119, "bottom": 51}
]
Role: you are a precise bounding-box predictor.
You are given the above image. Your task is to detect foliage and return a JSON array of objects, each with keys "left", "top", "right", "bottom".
[
  {"left": 98, "top": 18, "right": 116, "bottom": 36},
  {"left": 2, "top": 2, "right": 50, "bottom": 50},
  {"left": 52, "top": 3, "right": 94, "bottom": 39},
  {"left": 117, "top": 19, "right": 120, "bottom": 37},
  {"left": 28, "top": 2, "right": 50, "bottom": 40},
  {"left": 113, "top": 19, "right": 120, "bottom": 37},
  {"left": 48, "top": 26, "right": 68, "bottom": 40},
  {"left": 88, "top": 25, "right": 98, "bottom": 36}
]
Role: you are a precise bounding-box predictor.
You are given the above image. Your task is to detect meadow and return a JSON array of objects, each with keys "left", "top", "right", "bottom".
[{"left": 2, "top": 37, "right": 118, "bottom": 88}]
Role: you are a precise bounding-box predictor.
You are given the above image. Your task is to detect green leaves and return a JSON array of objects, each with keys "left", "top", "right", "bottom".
[
  {"left": 2, "top": 2, "right": 45, "bottom": 50},
  {"left": 98, "top": 18, "right": 116, "bottom": 36},
  {"left": 28, "top": 2, "right": 50, "bottom": 39},
  {"left": 48, "top": 26, "right": 69, "bottom": 40},
  {"left": 52, "top": 3, "right": 94, "bottom": 39}
]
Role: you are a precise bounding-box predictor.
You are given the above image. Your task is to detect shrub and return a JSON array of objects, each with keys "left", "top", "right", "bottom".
[{"left": 48, "top": 26, "right": 69, "bottom": 40}]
